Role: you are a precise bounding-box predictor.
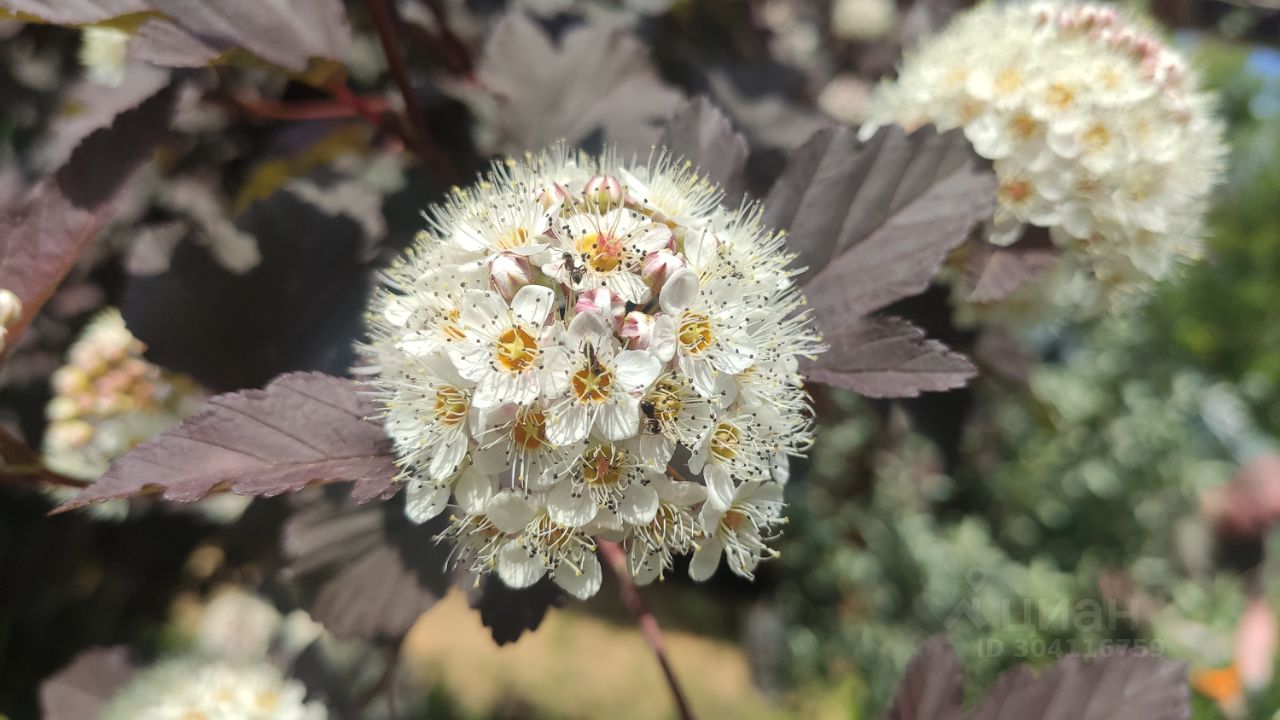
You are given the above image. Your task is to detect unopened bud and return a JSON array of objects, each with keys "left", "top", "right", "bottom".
[
  {"left": 575, "top": 287, "right": 625, "bottom": 327},
  {"left": 619, "top": 311, "right": 656, "bottom": 350},
  {"left": 537, "top": 182, "right": 570, "bottom": 210},
  {"left": 643, "top": 250, "right": 685, "bottom": 292},
  {"left": 491, "top": 253, "right": 533, "bottom": 302},
  {"left": 584, "top": 175, "right": 624, "bottom": 209}
]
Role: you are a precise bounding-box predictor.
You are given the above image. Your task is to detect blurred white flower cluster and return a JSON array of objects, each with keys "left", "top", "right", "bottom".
[
  {"left": 102, "top": 590, "right": 327, "bottom": 720},
  {"left": 363, "top": 147, "right": 822, "bottom": 599},
  {"left": 0, "top": 289, "right": 20, "bottom": 355},
  {"left": 43, "top": 309, "right": 204, "bottom": 481},
  {"left": 864, "top": 0, "right": 1226, "bottom": 321},
  {"left": 101, "top": 659, "right": 325, "bottom": 720}
]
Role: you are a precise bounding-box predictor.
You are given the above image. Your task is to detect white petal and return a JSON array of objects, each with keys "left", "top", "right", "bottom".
[
  {"left": 629, "top": 543, "right": 661, "bottom": 586},
  {"left": 659, "top": 268, "right": 699, "bottom": 315},
  {"left": 680, "top": 354, "right": 718, "bottom": 397},
  {"left": 547, "top": 403, "right": 592, "bottom": 445},
  {"left": 428, "top": 430, "right": 470, "bottom": 481},
  {"left": 688, "top": 431, "right": 710, "bottom": 474},
  {"left": 710, "top": 329, "right": 756, "bottom": 374},
  {"left": 614, "top": 350, "right": 661, "bottom": 391},
  {"left": 638, "top": 433, "right": 676, "bottom": 468},
  {"left": 454, "top": 466, "right": 495, "bottom": 513},
  {"left": 486, "top": 491, "right": 536, "bottom": 533},
  {"left": 554, "top": 552, "right": 602, "bottom": 599},
  {"left": 382, "top": 297, "right": 413, "bottom": 327},
  {"left": 597, "top": 397, "right": 640, "bottom": 441},
  {"left": 689, "top": 537, "right": 723, "bottom": 581},
  {"left": 404, "top": 479, "right": 449, "bottom": 524},
  {"left": 617, "top": 483, "right": 659, "bottom": 524},
  {"left": 459, "top": 289, "right": 506, "bottom": 329},
  {"left": 683, "top": 229, "right": 718, "bottom": 271},
  {"left": 650, "top": 316, "right": 677, "bottom": 363},
  {"left": 663, "top": 480, "right": 707, "bottom": 506},
  {"left": 547, "top": 481, "right": 599, "bottom": 527},
  {"left": 510, "top": 284, "right": 554, "bottom": 327},
  {"left": 605, "top": 271, "right": 652, "bottom": 304},
  {"left": 497, "top": 542, "right": 546, "bottom": 588},
  {"left": 704, "top": 465, "right": 735, "bottom": 511}
]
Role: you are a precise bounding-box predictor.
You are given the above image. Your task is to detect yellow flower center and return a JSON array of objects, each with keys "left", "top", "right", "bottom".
[
  {"left": 722, "top": 509, "right": 748, "bottom": 531},
  {"left": 581, "top": 445, "right": 623, "bottom": 487},
  {"left": 1008, "top": 113, "right": 1038, "bottom": 140},
  {"left": 1083, "top": 123, "right": 1112, "bottom": 152},
  {"left": 710, "top": 422, "right": 741, "bottom": 462},
  {"left": 434, "top": 386, "right": 468, "bottom": 426},
  {"left": 443, "top": 307, "right": 466, "bottom": 342},
  {"left": 678, "top": 312, "right": 714, "bottom": 355},
  {"left": 1045, "top": 83, "right": 1076, "bottom": 111},
  {"left": 647, "top": 377, "right": 686, "bottom": 427},
  {"left": 574, "top": 232, "right": 623, "bottom": 273},
  {"left": 495, "top": 326, "right": 539, "bottom": 372},
  {"left": 571, "top": 362, "right": 614, "bottom": 403},
  {"left": 994, "top": 68, "right": 1022, "bottom": 94},
  {"left": 498, "top": 227, "right": 530, "bottom": 250},
  {"left": 999, "top": 179, "right": 1032, "bottom": 204},
  {"left": 513, "top": 410, "right": 548, "bottom": 451}
]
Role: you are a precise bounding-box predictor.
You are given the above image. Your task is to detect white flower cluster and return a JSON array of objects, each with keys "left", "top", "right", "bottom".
[
  {"left": 863, "top": 0, "right": 1225, "bottom": 321},
  {"left": 0, "top": 288, "right": 19, "bottom": 355},
  {"left": 43, "top": 304, "right": 203, "bottom": 479},
  {"left": 44, "top": 309, "right": 204, "bottom": 481},
  {"left": 362, "top": 147, "right": 823, "bottom": 599},
  {"left": 101, "top": 658, "right": 326, "bottom": 720}
]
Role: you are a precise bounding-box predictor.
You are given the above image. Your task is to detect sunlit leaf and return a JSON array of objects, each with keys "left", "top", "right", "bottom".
[
  {"left": 803, "top": 316, "right": 975, "bottom": 397},
  {"left": 657, "top": 97, "right": 749, "bottom": 204},
  {"left": 54, "top": 373, "right": 398, "bottom": 513}
]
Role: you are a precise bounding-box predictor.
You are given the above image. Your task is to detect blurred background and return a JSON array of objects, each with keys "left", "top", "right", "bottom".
[{"left": 3, "top": 0, "right": 1280, "bottom": 718}]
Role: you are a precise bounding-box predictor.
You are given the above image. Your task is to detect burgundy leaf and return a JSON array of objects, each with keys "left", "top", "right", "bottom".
[
  {"left": 282, "top": 488, "right": 452, "bottom": 642},
  {"left": 804, "top": 316, "right": 976, "bottom": 397},
  {"left": 477, "top": 12, "right": 683, "bottom": 154},
  {"left": 39, "top": 646, "right": 137, "bottom": 720},
  {"left": 1, "top": 0, "right": 349, "bottom": 76},
  {"left": 885, "top": 636, "right": 966, "bottom": 720},
  {"left": 973, "top": 328, "right": 1034, "bottom": 387},
  {"left": 0, "top": 0, "right": 145, "bottom": 23},
  {"left": 466, "top": 575, "right": 564, "bottom": 646},
  {"left": 0, "top": 85, "right": 175, "bottom": 358},
  {"left": 657, "top": 97, "right": 749, "bottom": 204},
  {"left": 970, "top": 653, "right": 1190, "bottom": 720},
  {"left": 965, "top": 227, "right": 1059, "bottom": 303},
  {"left": 33, "top": 63, "right": 171, "bottom": 173},
  {"left": 764, "top": 125, "right": 995, "bottom": 315},
  {"left": 122, "top": 184, "right": 374, "bottom": 391},
  {"left": 144, "top": 0, "right": 351, "bottom": 74},
  {"left": 54, "top": 373, "right": 398, "bottom": 513}
]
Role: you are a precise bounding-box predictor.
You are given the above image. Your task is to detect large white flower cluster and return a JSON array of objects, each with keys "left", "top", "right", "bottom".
[
  {"left": 101, "top": 658, "right": 326, "bottom": 720},
  {"left": 863, "top": 0, "right": 1225, "bottom": 320},
  {"left": 362, "top": 147, "right": 823, "bottom": 599}
]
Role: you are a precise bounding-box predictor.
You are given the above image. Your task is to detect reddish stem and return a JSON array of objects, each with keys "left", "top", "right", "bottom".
[
  {"left": 598, "top": 540, "right": 698, "bottom": 720},
  {"left": 364, "top": 0, "right": 456, "bottom": 181},
  {"left": 417, "top": 0, "right": 476, "bottom": 79}
]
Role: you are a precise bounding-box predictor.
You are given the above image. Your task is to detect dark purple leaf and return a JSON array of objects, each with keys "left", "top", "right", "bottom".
[
  {"left": 804, "top": 316, "right": 975, "bottom": 397},
  {"left": 33, "top": 63, "right": 171, "bottom": 173},
  {"left": 970, "top": 653, "right": 1189, "bottom": 720},
  {"left": 885, "top": 636, "right": 966, "bottom": 720},
  {"left": 973, "top": 328, "right": 1033, "bottom": 387},
  {"left": 122, "top": 184, "right": 374, "bottom": 391},
  {"left": 965, "top": 227, "right": 1059, "bottom": 303},
  {"left": 39, "top": 646, "right": 137, "bottom": 720},
  {"left": 466, "top": 575, "right": 564, "bottom": 646},
  {"left": 55, "top": 373, "right": 398, "bottom": 513},
  {"left": 477, "top": 12, "right": 683, "bottom": 154},
  {"left": 764, "top": 125, "right": 995, "bottom": 315},
  {"left": 0, "top": 85, "right": 175, "bottom": 358},
  {"left": 657, "top": 97, "right": 749, "bottom": 203},
  {"left": 282, "top": 488, "right": 451, "bottom": 642},
  {"left": 1, "top": 0, "right": 349, "bottom": 77}
]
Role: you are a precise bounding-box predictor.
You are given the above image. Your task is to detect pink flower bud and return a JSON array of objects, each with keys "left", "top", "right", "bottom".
[
  {"left": 536, "top": 182, "right": 569, "bottom": 210},
  {"left": 620, "top": 311, "right": 656, "bottom": 350},
  {"left": 1237, "top": 595, "right": 1276, "bottom": 691},
  {"left": 491, "top": 253, "right": 533, "bottom": 301},
  {"left": 643, "top": 251, "right": 685, "bottom": 292},
  {"left": 584, "top": 175, "right": 624, "bottom": 208},
  {"left": 575, "top": 287, "right": 625, "bottom": 327}
]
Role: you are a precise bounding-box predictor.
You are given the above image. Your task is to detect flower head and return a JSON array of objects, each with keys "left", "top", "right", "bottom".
[
  {"left": 362, "top": 146, "right": 823, "bottom": 598},
  {"left": 101, "top": 658, "right": 326, "bottom": 720},
  {"left": 863, "top": 0, "right": 1226, "bottom": 322}
]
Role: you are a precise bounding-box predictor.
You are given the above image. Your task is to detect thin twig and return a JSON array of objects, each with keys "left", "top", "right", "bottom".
[
  {"left": 417, "top": 0, "right": 476, "bottom": 79},
  {"left": 598, "top": 540, "right": 698, "bottom": 720},
  {"left": 364, "top": 0, "right": 455, "bottom": 181},
  {"left": 0, "top": 467, "right": 90, "bottom": 490}
]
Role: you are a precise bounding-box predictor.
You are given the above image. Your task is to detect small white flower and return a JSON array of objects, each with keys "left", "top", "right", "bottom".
[
  {"left": 626, "top": 475, "right": 705, "bottom": 585},
  {"left": 448, "top": 285, "right": 562, "bottom": 407},
  {"left": 101, "top": 657, "right": 326, "bottom": 720},
  {"left": 545, "top": 441, "right": 661, "bottom": 527},
  {"left": 690, "top": 480, "right": 785, "bottom": 582}
]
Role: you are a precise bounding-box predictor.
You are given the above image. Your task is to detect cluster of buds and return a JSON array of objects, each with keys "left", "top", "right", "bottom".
[
  {"left": 863, "top": 0, "right": 1226, "bottom": 324},
  {"left": 362, "top": 146, "right": 823, "bottom": 599},
  {"left": 44, "top": 309, "right": 204, "bottom": 481}
]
